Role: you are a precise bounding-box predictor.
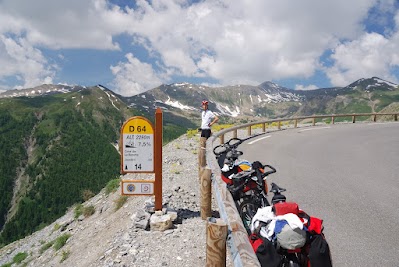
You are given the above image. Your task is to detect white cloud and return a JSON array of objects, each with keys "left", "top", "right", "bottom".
[
  {"left": 1, "top": 0, "right": 399, "bottom": 94},
  {"left": 295, "top": 84, "right": 319, "bottom": 91},
  {"left": 119, "top": 0, "right": 384, "bottom": 88},
  {"left": 110, "top": 53, "right": 164, "bottom": 96},
  {"left": 0, "top": 35, "right": 55, "bottom": 88},
  {"left": 0, "top": 0, "right": 124, "bottom": 50},
  {"left": 326, "top": 32, "right": 399, "bottom": 86}
]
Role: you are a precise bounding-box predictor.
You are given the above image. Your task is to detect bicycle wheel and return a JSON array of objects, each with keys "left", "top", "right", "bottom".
[
  {"left": 282, "top": 261, "right": 300, "bottom": 267},
  {"left": 281, "top": 257, "right": 301, "bottom": 267},
  {"left": 238, "top": 198, "right": 259, "bottom": 234}
]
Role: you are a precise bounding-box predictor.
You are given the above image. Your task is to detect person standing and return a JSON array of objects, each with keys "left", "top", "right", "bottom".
[{"left": 200, "top": 100, "right": 219, "bottom": 140}]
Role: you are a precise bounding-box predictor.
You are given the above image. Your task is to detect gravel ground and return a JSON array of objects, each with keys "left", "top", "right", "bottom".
[{"left": 0, "top": 132, "right": 234, "bottom": 267}]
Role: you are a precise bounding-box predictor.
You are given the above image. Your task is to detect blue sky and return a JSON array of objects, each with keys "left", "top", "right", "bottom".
[{"left": 0, "top": 0, "right": 398, "bottom": 96}]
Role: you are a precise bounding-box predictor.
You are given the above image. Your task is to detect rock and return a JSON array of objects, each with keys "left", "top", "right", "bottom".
[
  {"left": 166, "top": 209, "right": 178, "bottom": 222},
  {"left": 132, "top": 209, "right": 150, "bottom": 230},
  {"left": 60, "top": 218, "right": 74, "bottom": 231},
  {"left": 154, "top": 210, "right": 163, "bottom": 216},
  {"left": 150, "top": 214, "right": 173, "bottom": 231}
]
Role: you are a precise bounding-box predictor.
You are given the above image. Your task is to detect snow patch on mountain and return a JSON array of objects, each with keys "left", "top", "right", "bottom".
[
  {"left": 164, "top": 96, "right": 195, "bottom": 110},
  {"left": 368, "top": 78, "right": 398, "bottom": 90},
  {"left": 103, "top": 91, "right": 120, "bottom": 111},
  {"left": 348, "top": 77, "right": 398, "bottom": 91},
  {"left": 215, "top": 102, "right": 240, "bottom": 117}
]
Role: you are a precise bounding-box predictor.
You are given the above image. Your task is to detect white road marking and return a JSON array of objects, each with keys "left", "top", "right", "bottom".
[
  {"left": 248, "top": 135, "right": 271, "bottom": 145},
  {"left": 298, "top": 126, "right": 331, "bottom": 132}
]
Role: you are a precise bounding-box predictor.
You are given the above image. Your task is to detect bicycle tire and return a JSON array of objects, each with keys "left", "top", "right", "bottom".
[
  {"left": 281, "top": 254, "right": 302, "bottom": 267},
  {"left": 281, "top": 261, "right": 300, "bottom": 267},
  {"left": 238, "top": 198, "right": 259, "bottom": 234}
]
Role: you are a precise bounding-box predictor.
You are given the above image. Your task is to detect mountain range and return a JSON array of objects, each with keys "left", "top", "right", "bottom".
[
  {"left": 2, "top": 77, "right": 399, "bottom": 120},
  {"left": 105, "top": 76, "right": 399, "bottom": 121},
  {"left": 0, "top": 76, "right": 398, "bottom": 247}
]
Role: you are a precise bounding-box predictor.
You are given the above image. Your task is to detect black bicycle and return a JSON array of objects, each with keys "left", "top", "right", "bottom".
[
  {"left": 213, "top": 137, "right": 276, "bottom": 234},
  {"left": 228, "top": 165, "right": 276, "bottom": 234}
]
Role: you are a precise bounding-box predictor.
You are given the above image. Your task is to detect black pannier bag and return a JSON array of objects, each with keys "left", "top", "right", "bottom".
[
  {"left": 249, "top": 233, "right": 281, "bottom": 267},
  {"left": 308, "top": 234, "right": 333, "bottom": 267}
]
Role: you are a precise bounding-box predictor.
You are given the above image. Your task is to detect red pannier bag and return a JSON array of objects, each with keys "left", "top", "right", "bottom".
[{"left": 273, "top": 202, "right": 299, "bottom": 216}]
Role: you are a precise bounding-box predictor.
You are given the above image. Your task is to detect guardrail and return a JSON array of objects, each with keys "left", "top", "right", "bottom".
[{"left": 204, "top": 112, "right": 399, "bottom": 266}]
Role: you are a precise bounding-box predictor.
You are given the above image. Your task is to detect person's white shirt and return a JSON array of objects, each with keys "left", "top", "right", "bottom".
[{"left": 201, "top": 110, "right": 215, "bottom": 129}]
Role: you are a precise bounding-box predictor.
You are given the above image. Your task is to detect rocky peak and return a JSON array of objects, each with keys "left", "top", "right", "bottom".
[{"left": 347, "top": 77, "right": 398, "bottom": 91}]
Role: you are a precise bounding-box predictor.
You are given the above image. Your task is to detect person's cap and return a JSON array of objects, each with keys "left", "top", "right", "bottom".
[{"left": 201, "top": 100, "right": 209, "bottom": 105}]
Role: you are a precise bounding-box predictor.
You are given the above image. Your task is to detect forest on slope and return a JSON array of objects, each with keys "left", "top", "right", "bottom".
[{"left": 0, "top": 87, "right": 195, "bottom": 247}]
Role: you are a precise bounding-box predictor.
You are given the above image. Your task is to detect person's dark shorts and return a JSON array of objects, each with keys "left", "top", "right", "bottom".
[{"left": 201, "top": 129, "right": 212, "bottom": 139}]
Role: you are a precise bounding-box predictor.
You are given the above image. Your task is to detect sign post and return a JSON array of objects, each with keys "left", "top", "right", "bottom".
[
  {"left": 120, "top": 109, "right": 163, "bottom": 211},
  {"left": 154, "top": 108, "right": 163, "bottom": 211}
]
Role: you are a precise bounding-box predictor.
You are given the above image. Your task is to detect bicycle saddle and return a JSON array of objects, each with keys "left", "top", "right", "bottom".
[{"left": 270, "top": 182, "right": 286, "bottom": 193}]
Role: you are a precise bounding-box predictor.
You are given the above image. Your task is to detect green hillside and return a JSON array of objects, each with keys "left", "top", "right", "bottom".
[{"left": 0, "top": 88, "right": 125, "bottom": 245}]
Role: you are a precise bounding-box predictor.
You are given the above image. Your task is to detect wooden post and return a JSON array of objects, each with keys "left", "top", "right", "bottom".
[
  {"left": 219, "top": 134, "right": 224, "bottom": 144},
  {"left": 199, "top": 137, "right": 207, "bottom": 167},
  {"left": 352, "top": 115, "right": 356, "bottom": 123},
  {"left": 262, "top": 123, "right": 266, "bottom": 133},
  {"left": 206, "top": 217, "right": 228, "bottom": 267},
  {"left": 201, "top": 168, "right": 212, "bottom": 220},
  {"left": 233, "top": 129, "right": 237, "bottom": 138},
  {"left": 312, "top": 117, "right": 316, "bottom": 126},
  {"left": 394, "top": 114, "right": 398, "bottom": 121},
  {"left": 278, "top": 121, "right": 281, "bottom": 130},
  {"left": 294, "top": 119, "right": 298, "bottom": 128},
  {"left": 154, "top": 108, "right": 163, "bottom": 211},
  {"left": 247, "top": 125, "right": 251, "bottom": 136},
  {"left": 332, "top": 116, "right": 335, "bottom": 124},
  {"left": 373, "top": 114, "right": 377, "bottom": 122},
  {"left": 199, "top": 137, "right": 207, "bottom": 182}
]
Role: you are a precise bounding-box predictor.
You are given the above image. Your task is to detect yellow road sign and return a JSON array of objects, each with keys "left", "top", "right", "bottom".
[
  {"left": 122, "top": 117, "right": 154, "bottom": 134},
  {"left": 121, "top": 116, "right": 154, "bottom": 173}
]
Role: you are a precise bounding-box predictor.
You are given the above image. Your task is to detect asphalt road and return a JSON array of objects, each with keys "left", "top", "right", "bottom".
[{"left": 238, "top": 122, "right": 399, "bottom": 267}]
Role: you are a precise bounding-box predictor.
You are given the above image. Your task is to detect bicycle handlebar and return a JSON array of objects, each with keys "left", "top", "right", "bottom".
[
  {"left": 226, "top": 137, "right": 244, "bottom": 147},
  {"left": 213, "top": 137, "right": 245, "bottom": 156},
  {"left": 261, "top": 164, "right": 277, "bottom": 177},
  {"left": 230, "top": 164, "right": 276, "bottom": 183}
]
